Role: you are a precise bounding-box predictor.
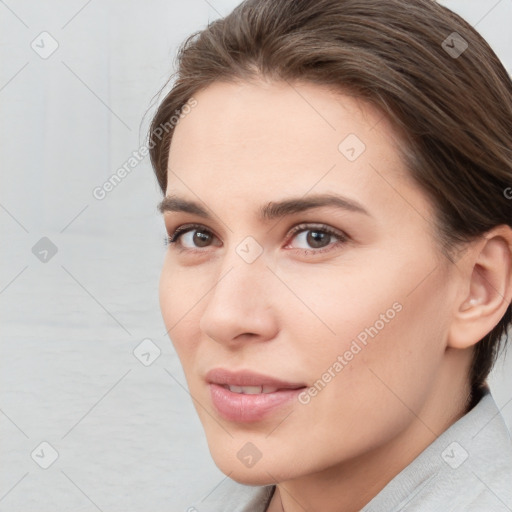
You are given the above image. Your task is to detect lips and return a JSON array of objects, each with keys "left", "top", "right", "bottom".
[
  {"left": 222, "top": 384, "right": 280, "bottom": 394},
  {"left": 205, "top": 368, "right": 307, "bottom": 423},
  {"left": 205, "top": 368, "right": 306, "bottom": 390}
]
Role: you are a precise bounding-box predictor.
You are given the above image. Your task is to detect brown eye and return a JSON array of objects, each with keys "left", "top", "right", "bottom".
[
  {"left": 167, "top": 224, "right": 220, "bottom": 250},
  {"left": 304, "top": 230, "right": 331, "bottom": 249},
  {"left": 191, "top": 230, "right": 213, "bottom": 247},
  {"left": 287, "top": 224, "right": 347, "bottom": 253},
  {"left": 178, "top": 228, "right": 216, "bottom": 248}
]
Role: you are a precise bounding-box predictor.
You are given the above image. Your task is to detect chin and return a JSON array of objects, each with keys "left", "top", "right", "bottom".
[
  {"left": 219, "top": 465, "right": 278, "bottom": 486},
  {"left": 206, "top": 445, "right": 274, "bottom": 484},
  {"left": 211, "top": 448, "right": 301, "bottom": 486}
]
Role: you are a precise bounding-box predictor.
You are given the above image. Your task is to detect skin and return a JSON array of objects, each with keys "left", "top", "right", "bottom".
[{"left": 158, "top": 79, "right": 512, "bottom": 512}]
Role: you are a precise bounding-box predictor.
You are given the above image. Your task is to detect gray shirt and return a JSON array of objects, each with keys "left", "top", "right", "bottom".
[{"left": 189, "top": 386, "right": 512, "bottom": 511}]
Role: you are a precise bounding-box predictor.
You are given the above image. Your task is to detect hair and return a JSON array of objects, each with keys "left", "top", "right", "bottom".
[{"left": 148, "top": 0, "right": 512, "bottom": 406}]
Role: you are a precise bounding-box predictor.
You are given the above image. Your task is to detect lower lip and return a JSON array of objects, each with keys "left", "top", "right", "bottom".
[{"left": 209, "top": 383, "right": 305, "bottom": 423}]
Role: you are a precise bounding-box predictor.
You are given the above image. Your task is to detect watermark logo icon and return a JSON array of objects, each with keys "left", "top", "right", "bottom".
[
  {"left": 441, "top": 441, "right": 468, "bottom": 469},
  {"left": 32, "top": 237, "right": 58, "bottom": 263},
  {"left": 31, "top": 441, "right": 59, "bottom": 469},
  {"left": 31, "top": 32, "right": 59, "bottom": 59},
  {"left": 236, "top": 236, "right": 263, "bottom": 264},
  {"left": 133, "top": 338, "right": 161, "bottom": 366},
  {"left": 338, "top": 134, "right": 366, "bottom": 162},
  {"left": 237, "top": 442, "right": 262, "bottom": 468},
  {"left": 442, "top": 32, "right": 468, "bottom": 59}
]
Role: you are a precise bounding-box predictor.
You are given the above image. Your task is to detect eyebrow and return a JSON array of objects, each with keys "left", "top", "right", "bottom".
[{"left": 157, "top": 193, "right": 371, "bottom": 221}]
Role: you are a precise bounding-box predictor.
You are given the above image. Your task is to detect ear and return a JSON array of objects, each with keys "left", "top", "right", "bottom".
[{"left": 448, "top": 225, "right": 512, "bottom": 350}]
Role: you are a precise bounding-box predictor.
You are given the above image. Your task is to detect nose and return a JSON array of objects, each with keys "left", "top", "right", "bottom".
[{"left": 199, "top": 248, "right": 279, "bottom": 347}]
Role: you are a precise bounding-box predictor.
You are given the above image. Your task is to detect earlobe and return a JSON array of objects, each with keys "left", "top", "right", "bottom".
[{"left": 448, "top": 226, "right": 512, "bottom": 350}]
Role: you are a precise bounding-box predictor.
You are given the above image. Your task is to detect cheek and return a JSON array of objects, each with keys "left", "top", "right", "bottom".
[
  {"left": 286, "top": 248, "right": 451, "bottom": 412},
  {"left": 159, "top": 260, "right": 201, "bottom": 364},
  {"left": 278, "top": 258, "right": 403, "bottom": 363}
]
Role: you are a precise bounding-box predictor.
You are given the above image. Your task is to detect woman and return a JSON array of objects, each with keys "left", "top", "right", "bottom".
[{"left": 148, "top": 0, "right": 512, "bottom": 510}]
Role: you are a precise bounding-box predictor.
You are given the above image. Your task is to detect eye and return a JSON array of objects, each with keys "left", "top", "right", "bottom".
[
  {"left": 164, "top": 222, "right": 348, "bottom": 256},
  {"left": 285, "top": 223, "right": 348, "bottom": 254},
  {"left": 164, "top": 223, "right": 219, "bottom": 250}
]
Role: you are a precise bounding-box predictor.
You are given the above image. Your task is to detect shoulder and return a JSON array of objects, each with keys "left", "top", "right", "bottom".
[{"left": 364, "top": 387, "right": 512, "bottom": 511}]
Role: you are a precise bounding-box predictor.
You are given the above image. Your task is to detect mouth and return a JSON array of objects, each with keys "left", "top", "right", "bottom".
[
  {"left": 220, "top": 384, "right": 297, "bottom": 394},
  {"left": 205, "top": 367, "right": 306, "bottom": 389},
  {"left": 205, "top": 368, "right": 307, "bottom": 423}
]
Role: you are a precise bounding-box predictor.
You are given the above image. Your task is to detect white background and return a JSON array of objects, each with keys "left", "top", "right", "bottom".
[{"left": 1, "top": 1, "right": 511, "bottom": 511}]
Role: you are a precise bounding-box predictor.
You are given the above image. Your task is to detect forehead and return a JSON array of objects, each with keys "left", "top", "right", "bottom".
[{"left": 166, "top": 80, "right": 420, "bottom": 217}]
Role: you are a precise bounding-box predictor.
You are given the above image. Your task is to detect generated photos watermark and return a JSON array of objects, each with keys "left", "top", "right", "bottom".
[
  {"left": 298, "top": 301, "right": 403, "bottom": 404},
  {"left": 92, "top": 97, "right": 198, "bottom": 201}
]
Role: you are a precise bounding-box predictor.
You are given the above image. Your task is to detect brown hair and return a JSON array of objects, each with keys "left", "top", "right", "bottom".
[{"left": 148, "top": 0, "right": 512, "bottom": 402}]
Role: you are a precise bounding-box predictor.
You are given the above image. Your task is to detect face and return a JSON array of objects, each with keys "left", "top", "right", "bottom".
[{"left": 159, "top": 80, "right": 461, "bottom": 484}]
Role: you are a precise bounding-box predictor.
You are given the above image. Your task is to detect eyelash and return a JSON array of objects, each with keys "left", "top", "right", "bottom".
[{"left": 163, "top": 222, "right": 348, "bottom": 256}]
